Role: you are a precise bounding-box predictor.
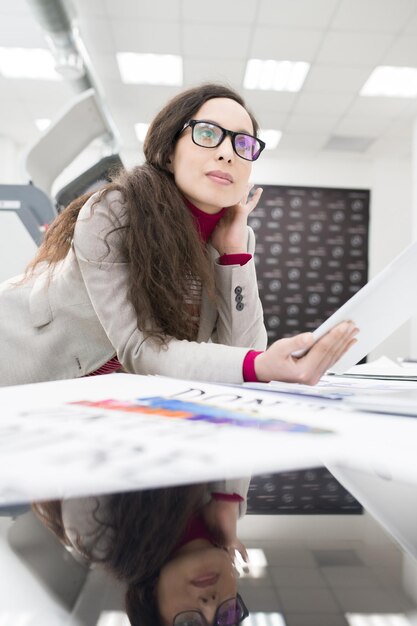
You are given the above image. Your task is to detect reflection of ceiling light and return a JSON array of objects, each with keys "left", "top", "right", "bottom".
[
  {"left": 236, "top": 548, "right": 268, "bottom": 578},
  {"left": 246, "top": 613, "right": 287, "bottom": 626},
  {"left": 247, "top": 548, "right": 268, "bottom": 566},
  {"left": 0, "top": 47, "right": 60, "bottom": 80},
  {"left": 346, "top": 613, "right": 412, "bottom": 625},
  {"left": 244, "top": 59, "right": 310, "bottom": 91},
  {"left": 259, "top": 129, "right": 282, "bottom": 149},
  {"left": 134, "top": 122, "right": 150, "bottom": 143},
  {"left": 116, "top": 52, "right": 183, "bottom": 85},
  {"left": 360, "top": 66, "right": 417, "bottom": 97},
  {"left": 96, "top": 611, "right": 130, "bottom": 626},
  {"left": 35, "top": 118, "right": 51, "bottom": 131},
  {"left": 0, "top": 613, "right": 34, "bottom": 626}
]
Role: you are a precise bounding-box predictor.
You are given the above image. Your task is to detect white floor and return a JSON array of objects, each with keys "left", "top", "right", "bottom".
[{"left": 1, "top": 510, "right": 417, "bottom": 626}]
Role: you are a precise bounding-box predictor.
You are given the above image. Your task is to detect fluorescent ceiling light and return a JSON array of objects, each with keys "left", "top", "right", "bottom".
[
  {"left": 35, "top": 118, "right": 51, "bottom": 131},
  {"left": 246, "top": 613, "right": 287, "bottom": 626},
  {"left": 244, "top": 59, "right": 310, "bottom": 91},
  {"left": 345, "top": 614, "right": 412, "bottom": 626},
  {"left": 134, "top": 122, "right": 150, "bottom": 142},
  {"left": 259, "top": 129, "right": 282, "bottom": 150},
  {"left": 360, "top": 65, "right": 417, "bottom": 97},
  {"left": 0, "top": 47, "right": 60, "bottom": 80},
  {"left": 116, "top": 52, "right": 183, "bottom": 86},
  {"left": 96, "top": 611, "right": 130, "bottom": 626}
]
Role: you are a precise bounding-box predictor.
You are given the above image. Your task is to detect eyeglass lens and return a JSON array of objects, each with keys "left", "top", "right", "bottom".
[
  {"left": 192, "top": 121, "right": 261, "bottom": 161},
  {"left": 174, "top": 598, "right": 243, "bottom": 626}
]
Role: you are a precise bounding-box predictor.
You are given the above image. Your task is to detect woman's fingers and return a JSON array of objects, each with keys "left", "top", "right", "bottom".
[{"left": 303, "top": 322, "right": 358, "bottom": 382}]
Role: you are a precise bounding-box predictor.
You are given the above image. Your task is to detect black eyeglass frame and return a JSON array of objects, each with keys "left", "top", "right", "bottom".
[
  {"left": 173, "top": 593, "right": 249, "bottom": 626},
  {"left": 179, "top": 119, "right": 265, "bottom": 162}
]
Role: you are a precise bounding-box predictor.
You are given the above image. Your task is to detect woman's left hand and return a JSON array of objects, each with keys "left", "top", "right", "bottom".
[{"left": 211, "top": 184, "right": 263, "bottom": 256}]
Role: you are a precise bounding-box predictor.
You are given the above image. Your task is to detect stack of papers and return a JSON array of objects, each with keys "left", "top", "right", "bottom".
[{"left": 334, "top": 356, "right": 417, "bottom": 381}]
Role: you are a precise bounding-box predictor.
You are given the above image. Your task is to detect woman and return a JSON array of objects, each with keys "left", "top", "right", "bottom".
[
  {"left": 0, "top": 83, "right": 357, "bottom": 386},
  {"left": 34, "top": 480, "right": 251, "bottom": 626}
]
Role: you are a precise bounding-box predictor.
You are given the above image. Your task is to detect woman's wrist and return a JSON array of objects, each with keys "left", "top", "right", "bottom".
[{"left": 254, "top": 351, "right": 270, "bottom": 382}]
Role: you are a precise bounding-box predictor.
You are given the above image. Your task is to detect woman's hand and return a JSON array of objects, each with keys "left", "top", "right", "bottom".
[
  {"left": 211, "top": 185, "right": 263, "bottom": 255},
  {"left": 202, "top": 499, "right": 248, "bottom": 564},
  {"left": 255, "top": 321, "right": 359, "bottom": 384}
]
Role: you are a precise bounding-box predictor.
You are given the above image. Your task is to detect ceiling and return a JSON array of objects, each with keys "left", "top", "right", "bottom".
[{"left": 1, "top": 0, "right": 417, "bottom": 162}]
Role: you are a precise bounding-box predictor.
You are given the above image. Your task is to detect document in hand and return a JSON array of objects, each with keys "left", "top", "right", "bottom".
[{"left": 296, "top": 240, "right": 417, "bottom": 374}]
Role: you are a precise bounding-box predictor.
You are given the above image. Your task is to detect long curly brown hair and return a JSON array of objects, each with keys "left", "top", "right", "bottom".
[
  {"left": 32, "top": 484, "right": 206, "bottom": 625},
  {"left": 26, "top": 84, "right": 260, "bottom": 343}
]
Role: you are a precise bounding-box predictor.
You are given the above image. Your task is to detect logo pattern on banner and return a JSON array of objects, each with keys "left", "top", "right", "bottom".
[{"left": 249, "top": 185, "right": 370, "bottom": 344}]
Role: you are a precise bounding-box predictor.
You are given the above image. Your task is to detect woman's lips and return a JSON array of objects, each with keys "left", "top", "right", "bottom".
[
  {"left": 190, "top": 573, "right": 220, "bottom": 588},
  {"left": 206, "top": 171, "right": 233, "bottom": 185}
]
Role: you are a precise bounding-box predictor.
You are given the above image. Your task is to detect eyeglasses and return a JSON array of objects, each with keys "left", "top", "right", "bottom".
[
  {"left": 180, "top": 119, "right": 265, "bottom": 162},
  {"left": 173, "top": 594, "right": 249, "bottom": 626}
]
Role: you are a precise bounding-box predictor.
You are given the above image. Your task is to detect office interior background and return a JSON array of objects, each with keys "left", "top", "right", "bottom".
[{"left": 1, "top": 1, "right": 417, "bottom": 625}]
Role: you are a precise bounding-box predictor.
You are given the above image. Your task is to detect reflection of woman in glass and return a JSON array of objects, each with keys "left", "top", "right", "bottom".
[
  {"left": 0, "top": 83, "right": 357, "bottom": 388},
  {"left": 33, "top": 480, "right": 251, "bottom": 625}
]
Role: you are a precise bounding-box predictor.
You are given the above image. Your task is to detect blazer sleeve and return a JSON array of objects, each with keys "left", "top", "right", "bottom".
[
  {"left": 211, "top": 227, "right": 267, "bottom": 351},
  {"left": 72, "top": 191, "right": 250, "bottom": 383}
]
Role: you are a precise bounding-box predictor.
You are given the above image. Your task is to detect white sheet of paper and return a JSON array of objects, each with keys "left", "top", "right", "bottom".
[
  {"left": 293, "top": 240, "right": 417, "bottom": 374},
  {"left": 0, "top": 374, "right": 342, "bottom": 506}
]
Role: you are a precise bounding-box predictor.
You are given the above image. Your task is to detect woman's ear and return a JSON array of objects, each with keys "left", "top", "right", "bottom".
[{"left": 166, "top": 156, "right": 173, "bottom": 173}]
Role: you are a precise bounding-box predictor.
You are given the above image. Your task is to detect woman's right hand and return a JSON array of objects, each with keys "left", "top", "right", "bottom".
[{"left": 254, "top": 321, "right": 359, "bottom": 385}]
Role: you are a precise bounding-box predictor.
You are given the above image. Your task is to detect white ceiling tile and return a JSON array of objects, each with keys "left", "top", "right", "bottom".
[
  {"left": 366, "top": 136, "right": 411, "bottom": 158},
  {"left": 404, "top": 10, "right": 417, "bottom": 33},
  {"left": 256, "top": 111, "right": 288, "bottom": 129},
  {"left": 78, "top": 17, "right": 115, "bottom": 54},
  {"left": 183, "top": 58, "right": 245, "bottom": 88},
  {"left": 250, "top": 27, "right": 323, "bottom": 61},
  {"left": 105, "top": 84, "right": 181, "bottom": 119},
  {"left": 182, "top": 0, "right": 257, "bottom": 24},
  {"left": 302, "top": 65, "right": 373, "bottom": 94},
  {"left": 383, "top": 116, "right": 414, "bottom": 138},
  {"left": 0, "top": 75, "right": 21, "bottom": 100},
  {"left": 105, "top": 0, "right": 180, "bottom": 20},
  {"left": 334, "top": 115, "right": 392, "bottom": 137},
  {"left": 347, "top": 95, "right": 412, "bottom": 117},
  {"left": 71, "top": 0, "right": 109, "bottom": 17},
  {"left": 277, "top": 132, "right": 328, "bottom": 152},
  {"left": 0, "top": 0, "right": 31, "bottom": 15},
  {"left": 111, "top": 20, "right": 181, "bottom": 54},
  {"left": 183, "top": 23, "right": 251, "bottom": 59},
  {"left": 258, "top": 0, "right": 339, "bottom": 29},
  {"left": 316, "top": 32, "right": 395, "bottom": 66},
  {"left": 331, "top": 0, "right": 417, "bottom": 33},
  {"left": 293, "top": 92, "right": 355, "bottom": 116},
  {"left": 0, "top": 16, "right": 46, "bottom": 47},
  {"left": 243, "top": 90, "right": 298, "bottom": 114},
  {"left": 285, "top": 114, "right": 340, "bottom": 133},
  {"left": 382, "top": 35, "right": 417, "bottom": 66}
]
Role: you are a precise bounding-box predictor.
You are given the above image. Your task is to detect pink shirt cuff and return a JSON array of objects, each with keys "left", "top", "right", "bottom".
[
  {"left": 243, "top": 350, "right": 263, "bottom": 383},
  {"left": 212, "top": 493, "right": 244, "bottom": 502},
  {"left": 219, "top": 253, "right": 252, "bottom": 266}
]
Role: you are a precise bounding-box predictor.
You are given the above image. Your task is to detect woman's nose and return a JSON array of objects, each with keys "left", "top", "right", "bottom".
[{"left": 216, "top": 136, "right": 234, "bottom": 162}]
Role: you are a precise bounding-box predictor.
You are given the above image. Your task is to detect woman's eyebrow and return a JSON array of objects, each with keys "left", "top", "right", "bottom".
[{"left": 198, "top": 119, "right": 254, "bottom": 135}]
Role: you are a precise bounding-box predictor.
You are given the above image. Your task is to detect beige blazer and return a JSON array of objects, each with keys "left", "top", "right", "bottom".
[{"left": 0, "top": 191, "right": 267, "bottom": 387}]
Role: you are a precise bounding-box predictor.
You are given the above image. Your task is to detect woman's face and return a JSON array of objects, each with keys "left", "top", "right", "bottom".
[
  {"left": 170, "top": 97, "right": 254, "bottom": 214},
  {"left": 156, "top": 544, "right": 238, "bottom": 625}
]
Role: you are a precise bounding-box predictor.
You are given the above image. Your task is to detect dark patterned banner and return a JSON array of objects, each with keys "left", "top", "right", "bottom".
[
  {"left": 249, "top": 185, "right": 370, "bottom": 344},
  {"left": 247, "top": 468, "right": 363, "bottom": 514}
]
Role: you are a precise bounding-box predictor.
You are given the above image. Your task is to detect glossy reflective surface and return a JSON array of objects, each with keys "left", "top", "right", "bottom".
[{"left": 1, "top": 485, "right": 417, "bottom": 626}]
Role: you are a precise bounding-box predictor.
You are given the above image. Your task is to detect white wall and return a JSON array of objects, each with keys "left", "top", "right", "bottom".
[{"left": 0, "top": 135, "right": 22, "bottom": 184}]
